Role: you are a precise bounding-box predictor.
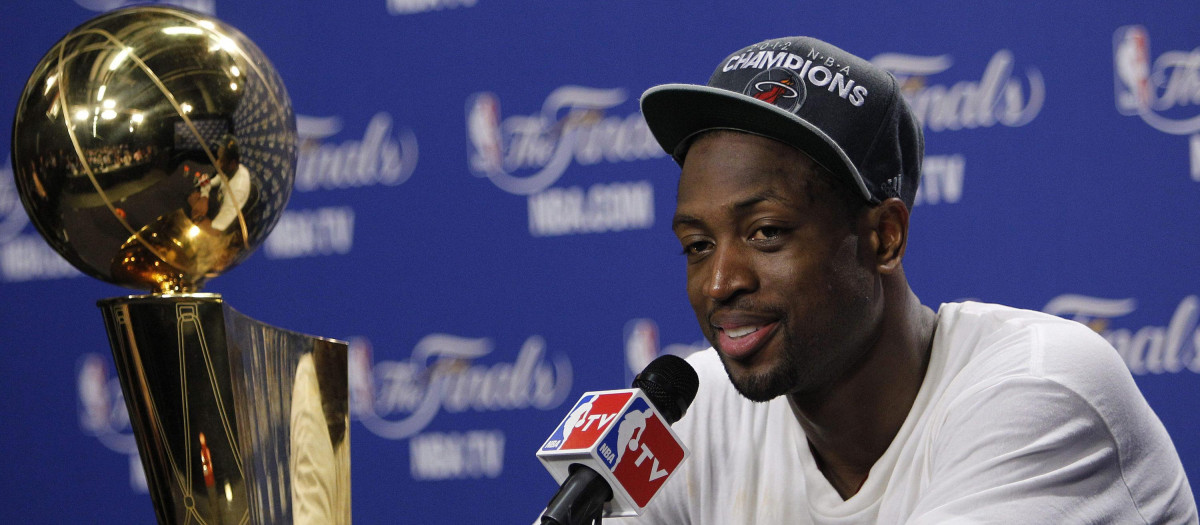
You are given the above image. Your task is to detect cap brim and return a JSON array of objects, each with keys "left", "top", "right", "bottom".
[{"left": 639, "top": 83, "right": 874, "bottom": 203}]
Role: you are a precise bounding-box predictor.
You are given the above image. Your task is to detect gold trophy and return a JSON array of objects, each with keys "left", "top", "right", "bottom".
[{"left": 11, "top": 7, "right": 349, "bottom": 524}]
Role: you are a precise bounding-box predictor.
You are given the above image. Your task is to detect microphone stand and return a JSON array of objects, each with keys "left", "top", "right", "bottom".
[{"left": 541, "top": 464, "right": 612, "bottom": 525}]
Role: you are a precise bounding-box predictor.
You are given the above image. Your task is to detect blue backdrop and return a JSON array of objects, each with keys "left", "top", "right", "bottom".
[{"left": 1, "top": 1, "right": 1197, "bottom": 522}]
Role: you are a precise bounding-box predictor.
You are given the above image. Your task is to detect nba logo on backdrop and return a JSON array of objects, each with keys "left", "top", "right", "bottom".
[
  {"left": 0, "top": 154, "right": 78, "bottom": 282},
  {"left": 1112, "top": 25, "right": 1200, "bottom": 181},
  {"left": 1114, "top": 26, "right": 1152, "bottom": 114},
  {"left": 464, "top": 87, "right": 662, "bottom": 236},
  {"left": 465, "top": 93, "right": 506, "bottom": 177},
  {"left": 623, "top": 318, "right": 709, "bottom": 385},
  {"left": 76, "top": 354, "right": 147, "bottom": 492}
]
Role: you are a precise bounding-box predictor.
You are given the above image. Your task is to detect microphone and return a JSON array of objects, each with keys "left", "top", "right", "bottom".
[{"left": 537, "top": 354, "right": 700, "bottom": 525}]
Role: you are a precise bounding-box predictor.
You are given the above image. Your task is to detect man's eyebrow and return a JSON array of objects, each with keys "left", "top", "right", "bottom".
[
  {"left": 671, "top": 213, "right": 702, "bottom": 230},
  {"left": 732, "top": 188, "right": 796, "bottom": 212},
  {"left": 731, "top": 191, "right": 775, "bottom": 212}
]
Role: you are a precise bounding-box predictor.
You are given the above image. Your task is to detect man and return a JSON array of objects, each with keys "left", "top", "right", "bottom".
[
  {"left": 207, "top": 137, "right": 253, "bottom": 233},
  {"left": 622, "top": 36, "right": 1197, "bottom": 523},
  {"left": 190, "top": 136, "right": 252, "bottom": 234}
]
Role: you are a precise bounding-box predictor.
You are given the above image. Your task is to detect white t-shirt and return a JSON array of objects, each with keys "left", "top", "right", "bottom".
[
  {"left": 614, "top": 302, "right": 1197, "bottom": 524},
  {"left": 290, "top": 354, "right": 348, "bottom": 524},
  {"left": 209, "top": 164, "right": 251, "bottom": 232}
]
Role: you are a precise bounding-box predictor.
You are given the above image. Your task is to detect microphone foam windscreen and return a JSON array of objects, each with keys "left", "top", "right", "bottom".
[{"left": 632, "top": 354, "right": 699, "bottom": 424}]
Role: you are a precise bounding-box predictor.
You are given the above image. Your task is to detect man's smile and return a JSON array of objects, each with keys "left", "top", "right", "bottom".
[{"left": 713, "top": 316, "right": 780, "bottom": 362}]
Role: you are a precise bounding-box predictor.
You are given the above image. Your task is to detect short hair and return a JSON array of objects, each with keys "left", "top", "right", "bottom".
[
  {"left": 218, "top": 135, "right": 240, "bottom": 165},
  {"left": 808, "top": 157, "right": 868, "bottom": 224}
]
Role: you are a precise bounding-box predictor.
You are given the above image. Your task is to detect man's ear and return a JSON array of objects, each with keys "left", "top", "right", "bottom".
[{"left": 866, "top": 197, "right": 909, "bottom": 274}]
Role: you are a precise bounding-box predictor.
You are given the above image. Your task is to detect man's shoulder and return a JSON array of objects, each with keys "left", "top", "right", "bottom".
[
  {"left": 932, "top": 301, "right": 1156, "bottom": 448},
  {"left": 924, "top": 304, "right": 1195, "bottom": 523},
  {"left": 939, "top": 301, "right": 1097, "bottom": 337},
  {"left": 931, "top": 300, "right": 1143, "bottom": 425},
  {"left": 937, "top": 301, "right": 1120, "bottom": 377}
]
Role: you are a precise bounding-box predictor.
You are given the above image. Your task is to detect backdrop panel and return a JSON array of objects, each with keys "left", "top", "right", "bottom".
[{"left": 1, "top": 1, "right": 1196, "bottom": 522}]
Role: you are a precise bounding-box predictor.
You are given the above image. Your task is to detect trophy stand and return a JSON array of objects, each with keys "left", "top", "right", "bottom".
[{"left": 99, "top": 295, "right": 349, "bottom": 525}]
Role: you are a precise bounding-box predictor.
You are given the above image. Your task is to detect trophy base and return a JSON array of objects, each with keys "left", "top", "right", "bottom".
[{"left": 99, "top": 293, "right": 350, "bottom": 525}]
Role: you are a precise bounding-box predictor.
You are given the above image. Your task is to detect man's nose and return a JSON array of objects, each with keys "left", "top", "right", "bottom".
[{"left": 704, "top": 243, "right": 757, "bottom": 303}]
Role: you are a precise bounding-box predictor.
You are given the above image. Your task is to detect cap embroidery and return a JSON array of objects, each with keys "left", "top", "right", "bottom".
[
  {"left": 884, "top": 174, "right": 903, "bottom": 198},
  {"left": 744, "top": 68, "right": 807, "bottom": 113}
]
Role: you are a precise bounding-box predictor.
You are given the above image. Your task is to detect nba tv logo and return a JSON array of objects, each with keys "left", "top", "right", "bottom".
[
  {"left": 537, "top": 389, "right": 689, "bottom": 514},
  {"left": 600, "top": 397, "right": 686, "bottom": 507}
]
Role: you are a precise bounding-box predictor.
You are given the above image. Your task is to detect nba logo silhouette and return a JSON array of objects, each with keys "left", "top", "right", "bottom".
[
  {"left": 1114, "top": 25, "right": 1152, "bottom": 115},
  {"left": 466, "top": 92, "right": 505, "bottom": 175},
  {"left": 601, "top": 397, "right": 687, "bottom": 507}
]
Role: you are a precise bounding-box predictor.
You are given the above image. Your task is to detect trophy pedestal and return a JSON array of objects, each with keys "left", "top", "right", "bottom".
[{"left": 99, "top": 294, "right": 350, "bottom": 525}]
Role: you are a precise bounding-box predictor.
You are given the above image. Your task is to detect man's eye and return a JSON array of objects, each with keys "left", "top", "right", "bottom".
[
  {"left": 681, "top": 240, "right": 712, "bottom": 256},
  {"left": 750, "top": 226, "right": 782, "bottom": 241}
]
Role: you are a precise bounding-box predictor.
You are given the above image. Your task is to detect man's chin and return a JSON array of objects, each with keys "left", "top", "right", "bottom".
[
  {"left": 732, "top": 382, "right": 784, "bottom": 403},
  {"left": 719, "top": 354, "right": 790, "bottom": 403}
]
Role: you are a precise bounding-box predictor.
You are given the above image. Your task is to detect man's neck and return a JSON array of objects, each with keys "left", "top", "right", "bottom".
[{"left": 788, "top": 281, "right": 938, "bottom": 499}]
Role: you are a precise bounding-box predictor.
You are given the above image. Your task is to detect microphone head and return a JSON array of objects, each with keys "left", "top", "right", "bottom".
[{"left": 631, "top": 354, "right": 699, "bottom": 424}]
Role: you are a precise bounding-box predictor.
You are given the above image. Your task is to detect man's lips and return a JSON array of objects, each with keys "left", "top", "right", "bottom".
[{"left": 711, "top": 314, "right": 780, "bottom": 361}]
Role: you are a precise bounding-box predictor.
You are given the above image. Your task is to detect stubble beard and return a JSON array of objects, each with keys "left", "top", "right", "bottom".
[{"left": 715, "top": 323, "right": 811, "bottom": 403}]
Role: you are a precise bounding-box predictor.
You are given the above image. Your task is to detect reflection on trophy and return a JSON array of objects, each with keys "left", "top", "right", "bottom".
[{"left": 11, "top": 7, "right": 349, "bottom": 524}]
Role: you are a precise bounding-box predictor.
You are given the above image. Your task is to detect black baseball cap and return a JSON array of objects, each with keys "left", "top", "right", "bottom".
[{"left": 640, "top": 36, "right": 923, "bottom": 208}]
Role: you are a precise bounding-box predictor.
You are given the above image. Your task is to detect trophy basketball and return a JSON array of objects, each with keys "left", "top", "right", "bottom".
[{"left": 10, "top": 7, "right": 350, "bottom": 524}]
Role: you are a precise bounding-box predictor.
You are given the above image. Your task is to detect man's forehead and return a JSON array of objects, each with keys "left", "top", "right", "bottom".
[
  {"left": 677, "top": 134, "right": 819, "bottom": 193},
  {"left": 677, "top": 129, "right": 819, "bottom": 169},
  {"left": 675, "top": 177, "right": 808, "bottom": 208},
  {"left": 672, "top": 186, "right": 804, "bottom": 229},
  {"left": 673, "top": 173, "right": 823, "bottom": 231}
]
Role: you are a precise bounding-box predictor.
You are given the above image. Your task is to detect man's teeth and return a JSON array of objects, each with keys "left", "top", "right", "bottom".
[{"left": 725, "top": 326, "right": 760, "bottom": 338}]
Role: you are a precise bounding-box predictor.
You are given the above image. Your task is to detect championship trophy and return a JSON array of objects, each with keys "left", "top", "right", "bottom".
[{"left": 10, "top": 7, "right": 350, "bottom": 524}]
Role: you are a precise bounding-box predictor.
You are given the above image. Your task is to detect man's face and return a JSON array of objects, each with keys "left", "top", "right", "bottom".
[
  {"left": 672, "top": 131, "right": 881, "bottom": 402},
  {"left": 217, "top": 151, "right": 235, "bottom": 175}
]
